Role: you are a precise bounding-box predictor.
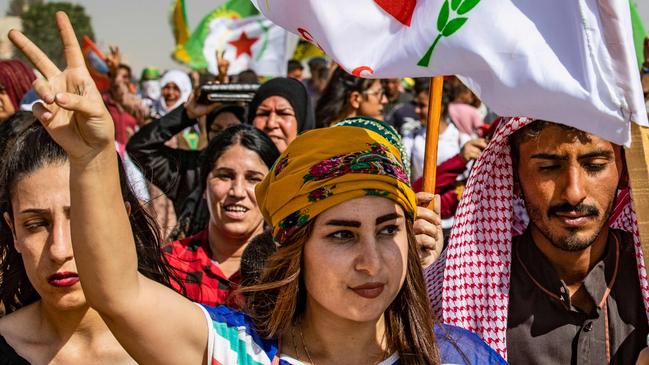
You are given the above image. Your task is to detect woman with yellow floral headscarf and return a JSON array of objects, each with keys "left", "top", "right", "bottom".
[{"left": 11, "top": 13, "right": 505, "bottom": 365}]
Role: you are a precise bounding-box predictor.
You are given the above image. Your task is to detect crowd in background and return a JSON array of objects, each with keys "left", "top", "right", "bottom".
[
  {"left": 0, "top": 44, "right": 501, "bottom": 245},
  {"left": 1, "top": 25, "right": 649, "bottom": 363}
]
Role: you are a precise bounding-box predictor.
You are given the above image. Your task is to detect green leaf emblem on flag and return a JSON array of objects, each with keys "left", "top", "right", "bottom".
[{"left": 418, "top": 0, "right": 480, "bottom": 67}]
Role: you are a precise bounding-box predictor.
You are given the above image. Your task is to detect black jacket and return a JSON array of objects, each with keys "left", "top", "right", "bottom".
[{"left": 126, "top": 104, "right": 201, "bottom": 213}]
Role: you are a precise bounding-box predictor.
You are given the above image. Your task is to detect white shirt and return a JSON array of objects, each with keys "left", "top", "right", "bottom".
[{"left": 402, "top": 120, "right": 472, "bottom": 182}]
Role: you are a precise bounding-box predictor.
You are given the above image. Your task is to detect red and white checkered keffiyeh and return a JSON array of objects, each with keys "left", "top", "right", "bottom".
[{"left": 425, "top": 116, "right": 649, "bottom": 359}]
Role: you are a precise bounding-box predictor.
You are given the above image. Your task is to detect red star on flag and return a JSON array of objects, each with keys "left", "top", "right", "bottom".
[
  {"left": 228, "top": 31, "right": 259, "bottom": 58},
  {"left": 374, "top": 0, "right": 416, "bottom": 27}
]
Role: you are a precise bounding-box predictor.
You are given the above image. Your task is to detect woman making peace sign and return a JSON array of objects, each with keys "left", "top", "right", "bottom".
[{"left": 7, "top": 12, "right": 504, "bottom": 364}]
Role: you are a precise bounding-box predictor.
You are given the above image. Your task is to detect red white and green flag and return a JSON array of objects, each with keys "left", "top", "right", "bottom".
[
  {"left": 252, "top": 0, "right": 648, "bottom": 145},
  {"left": 172, "top": 0, "right": 296, "bottom": 76}
]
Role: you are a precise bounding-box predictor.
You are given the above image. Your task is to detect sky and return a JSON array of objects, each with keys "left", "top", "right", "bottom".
[
  {"left": 1, "top": 0, "right": 649, "bottom": 77},
  {"left": 0, "top": 0, "right": 227, "bottom": 76}
]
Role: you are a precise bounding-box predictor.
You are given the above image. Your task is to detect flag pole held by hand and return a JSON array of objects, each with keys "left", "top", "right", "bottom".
[{"left": 422, "top": 76, "right": 444, "bottom": 208}]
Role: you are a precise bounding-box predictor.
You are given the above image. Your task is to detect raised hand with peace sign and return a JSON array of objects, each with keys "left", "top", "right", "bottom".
[
  {"left": 7, "top": 12, "right": 212, "bottom": 365},
  {"left": 215, "top": 49, "right": 230, "bottom": 84},
  {"left": 9, "top": 11, "right": 115, "bottom": 163}
]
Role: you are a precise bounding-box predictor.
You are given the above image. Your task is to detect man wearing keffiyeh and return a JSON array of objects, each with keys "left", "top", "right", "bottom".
[{"left": 426, "top": 117, "right": 649, "bottom": 364}]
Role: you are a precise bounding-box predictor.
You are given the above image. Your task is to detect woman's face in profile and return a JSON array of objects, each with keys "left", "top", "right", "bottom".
[
  {"left": 0, "top": 85, "right": 16, "bottom": 123},
  {"left": 302, "top": 196, "right": 409, "bottom": 322},
  {"left": 357, "top": 80, "right": 387, "bottom": 120},
  {"left": 4, "top": 161, "right": 87, "bottom": 310}
]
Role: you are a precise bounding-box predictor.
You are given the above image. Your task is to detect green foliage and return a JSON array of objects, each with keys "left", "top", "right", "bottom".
[{"left": 18, "top": 2, "right": 94, "bottom": 68}]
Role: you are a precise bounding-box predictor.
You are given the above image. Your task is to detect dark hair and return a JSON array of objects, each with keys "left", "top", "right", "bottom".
[
  {"left": 287, "top": 60, "right": 304, "bottom": 73},
  {"left": 0, "top": 111, "right": 36, "bottom": 157},
  {"left": 413, "top": 77, "right": 430, "bottom": 96},
  {"left": 199, "top": 124, "right": 280, "bottom": 194},
  {"left": 307, "top": 57, "right": 326, "bottom": 70},
  {"left": 0, "top": 120, "right": 179, "bottom": 314},
  {"left": 234, "top": 70, "right": 259, "bottom": 84},
  {"left": 108, "top": 63, "right": 132, "bottom": 80},
  {"left": 242, "top": 218, "right": 441, "bottom": 364},
  {"left": 508, "top": 120, "right": 591, "bottom": 170},
  {"left": 205, "top": 105, "right": 246, "bottom": 135},
  {"left": 239, "top": 229, "right": 276, "bottom": 288},
  {"left": 315, "top": 67, "right": 377, "bottom": 128},
  {"left": 412, "top": 78, "right": 455, "bottom": 118},
  {"left": 199, "top": 72, "right": 217, "bottom": 86}
]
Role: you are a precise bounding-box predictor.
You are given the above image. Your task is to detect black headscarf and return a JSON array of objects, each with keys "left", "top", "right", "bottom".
[
  {"left": 206, "top": 104, "right": 246, "bottom": 132},
  {"left": 247, "top": 77, "right": 316, "bottom": 132}
]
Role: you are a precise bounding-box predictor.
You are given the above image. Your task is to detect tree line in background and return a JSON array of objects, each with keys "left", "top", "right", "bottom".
[{"left": 6, "top": 0, "right": 95, "bottom": 68}]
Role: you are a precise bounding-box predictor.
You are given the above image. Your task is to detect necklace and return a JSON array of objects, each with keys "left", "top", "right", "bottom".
[
  {"left": 296, "top": 321, "right": 390, "bottom": 365},
  {"left": 299, "top": 322, "right": 317, "bottom": 365},
  {"left": 291, "top": 325, "right": 301, "bottom": 363}
]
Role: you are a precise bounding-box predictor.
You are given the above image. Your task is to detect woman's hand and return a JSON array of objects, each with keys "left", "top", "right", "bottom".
[
  {"left": 215, "top": 49, "right": 230, "bottom": 84},
  {"left": 414, "top": 192, "right": 443, "bottom": 268},
  {"left": 9, "top": 11, "right": 115, "bottom": 163},
  {"left": 184, "top": 89, "right": 222, "bottom": 120}
]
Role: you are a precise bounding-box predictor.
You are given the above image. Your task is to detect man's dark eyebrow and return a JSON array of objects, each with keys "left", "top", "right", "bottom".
[
  {"left": 530, "top": 150, "right": 614, "bottom": 161},
  {"left": 325, "top": 219, "right": 361, "bottom": 228},
  {"left": 376, "top": 213, "right": 402, "bottom": 225},
  {"left": 530, "top": 153, "right": 568, "bottom": 161},
  {"left": 578, "top": 149, "right": 613, "bottom": 160}
]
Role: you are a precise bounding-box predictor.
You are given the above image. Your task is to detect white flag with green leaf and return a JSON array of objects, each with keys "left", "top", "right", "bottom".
[{"left": 252, "top": 0, "right": 648, "bottom": 145}]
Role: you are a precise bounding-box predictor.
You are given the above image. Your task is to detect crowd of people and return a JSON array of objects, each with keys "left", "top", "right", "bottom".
[{"left": 0, "top": 11, "right": 649, "bottom": 364}]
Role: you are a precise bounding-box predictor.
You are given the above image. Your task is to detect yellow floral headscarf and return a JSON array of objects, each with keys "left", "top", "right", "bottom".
[{"left": 256, "top": 117, "right": 417, "bottom": 244}]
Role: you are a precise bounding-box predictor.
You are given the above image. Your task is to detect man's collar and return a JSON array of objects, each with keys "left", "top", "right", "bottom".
[{"left": 514, "top": 228, "right": 620, "bottom": 313}]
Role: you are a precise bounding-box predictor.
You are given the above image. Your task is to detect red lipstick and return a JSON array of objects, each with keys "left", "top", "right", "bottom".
[
  {"left": 350, "top": 283, "right": 385, "bottom": 299},
  {"left": 48, "top": 272, "right": 79, "bottom": 287}
]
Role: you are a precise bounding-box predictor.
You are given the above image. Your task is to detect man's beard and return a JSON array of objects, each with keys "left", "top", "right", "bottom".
[{"left": 524, "top": 198, "right": 615, "bottom": 252}]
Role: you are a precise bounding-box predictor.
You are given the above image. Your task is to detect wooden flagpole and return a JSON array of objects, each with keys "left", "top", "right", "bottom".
[
  {"left": 625, "top": 123, "right": 649, "bottom": 279},
  {"left": 422, "top": 76, "right": 445, "bottom": 199}
]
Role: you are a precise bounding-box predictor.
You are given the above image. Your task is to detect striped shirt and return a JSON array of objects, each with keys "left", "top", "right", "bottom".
[{"left": 197, "top": 305, "right": 506, "bottom": 365}]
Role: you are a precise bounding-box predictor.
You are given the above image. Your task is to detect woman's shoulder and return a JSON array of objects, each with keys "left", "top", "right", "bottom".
[
  {"left": 0, "top": 332, "right": 30, "bottom": 365},
  {"left": 198, "top": 304, "right": 281, "bottom": 365},
  {"left": 434, "top": 324, "right": 506, "bottom": 365},
  {"left": 0, "top": 305, "right": 38, "bottom": 364}
]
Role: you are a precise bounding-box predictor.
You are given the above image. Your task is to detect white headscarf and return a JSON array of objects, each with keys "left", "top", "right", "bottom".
[
  {"left": 140, "top": 80, "right": 161, "bottom": 101},
  {"left": 154, "top": 70, "right": 192, "bottom": 116}
]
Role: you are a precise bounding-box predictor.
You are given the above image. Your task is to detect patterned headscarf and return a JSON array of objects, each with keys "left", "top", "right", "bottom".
[
  {"left": 0, "top": 60, "right": 36, "bottom": 110},
  {"left": 425, "top": 117, "right": 649, "bottom": 359},
  {"left": 256, "top": 117, "right": 416, "bottom": 244},
  {"left": 334, "top": 116, "right": 412, "bottom": 181}
]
